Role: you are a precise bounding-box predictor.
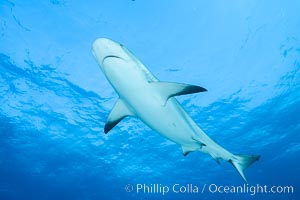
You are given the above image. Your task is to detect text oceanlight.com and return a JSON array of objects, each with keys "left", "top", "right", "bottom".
[{"left": 124, "top": 183, "right": 294, "bottom": 196}]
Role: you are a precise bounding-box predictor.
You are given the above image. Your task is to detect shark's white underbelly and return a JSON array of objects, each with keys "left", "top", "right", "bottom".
[{"left": 129, "top": 95, "right": 195, "bottom": 145}]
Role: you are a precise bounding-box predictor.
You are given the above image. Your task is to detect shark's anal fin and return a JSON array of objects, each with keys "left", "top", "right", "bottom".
[
  {"left": 151, "top": 82, "right": 207, "bottom": 105},
  {"left": 104, "top": 99, "right": 134, "bottom": 134}
]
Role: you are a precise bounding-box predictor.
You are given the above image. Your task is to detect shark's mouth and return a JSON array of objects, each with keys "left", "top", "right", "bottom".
[
  {"left": 102, "top": 55, "right": 122, "bottom": 61},
  {"left": 102, "top": 55, "right": 126, "bottom": 67}
]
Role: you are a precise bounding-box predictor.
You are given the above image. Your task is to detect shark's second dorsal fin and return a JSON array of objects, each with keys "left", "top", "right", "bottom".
[
  {"left": 151, "top": 82, "right": 207, "bottom": 105},
  {"left": 104, "top": 99, "right": 134, "bottom": 134}
]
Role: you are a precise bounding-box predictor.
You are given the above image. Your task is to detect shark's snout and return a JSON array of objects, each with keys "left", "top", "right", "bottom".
[
  {"left": 92, "top": 38, "right": 124, "bottom": 64},
  {"left": 92, "top": 38, "right": 115, "bottom": 50}
]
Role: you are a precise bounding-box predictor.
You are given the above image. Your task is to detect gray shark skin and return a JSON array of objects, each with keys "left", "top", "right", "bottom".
[{"left": 92, "top": 38, "right": 260, "bottom": 182}]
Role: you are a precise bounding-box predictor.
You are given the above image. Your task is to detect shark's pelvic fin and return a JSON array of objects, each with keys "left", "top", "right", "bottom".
[
  {"left": 181, "top": 145, "right": 197, "bottom": 156},
  {"left": 104, "top": 99, "right": 134, "bottom": 134},
  {"left": 229, "top": 154, "right": 260, "bottom": 183},
  {"left": 151, "top": 82, "right": 207, "bottom": 105},
  {"left": 181, "top": 138, "right": 206, "bottom": 156}
]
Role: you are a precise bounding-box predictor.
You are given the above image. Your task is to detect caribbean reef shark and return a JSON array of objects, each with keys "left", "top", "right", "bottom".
[{"left": 92, "top": 38, "right": 260, "bottom": 182}]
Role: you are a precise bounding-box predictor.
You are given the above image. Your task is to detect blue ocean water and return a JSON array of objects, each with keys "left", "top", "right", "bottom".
[{"left": 1, "top": 0, "right": 299, "bottom": 199}]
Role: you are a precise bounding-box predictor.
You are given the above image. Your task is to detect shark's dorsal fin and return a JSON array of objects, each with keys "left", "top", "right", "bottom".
[
  {"left": 104, "top": 99, "right": 134, "bottom": 134},
  {"left": 151, "top": 82, "right": 207, "bottom": 105}
]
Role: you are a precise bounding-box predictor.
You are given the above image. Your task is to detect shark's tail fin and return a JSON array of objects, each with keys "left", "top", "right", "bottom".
[{"left": 229, "top": 154, "right": 260, "bottom": 183}]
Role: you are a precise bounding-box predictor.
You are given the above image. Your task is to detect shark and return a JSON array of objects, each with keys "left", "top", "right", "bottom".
[{"left": 92, "top": 38, "right": 260, "bottom": 182}]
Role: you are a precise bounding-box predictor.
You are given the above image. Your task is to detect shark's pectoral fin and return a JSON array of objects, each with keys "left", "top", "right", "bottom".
[
  {"left": 151, "top": 82, "right": 207, "bottom": 105},
  {"left": 104, "top": 99, "right": 134, "bottom": 134}
]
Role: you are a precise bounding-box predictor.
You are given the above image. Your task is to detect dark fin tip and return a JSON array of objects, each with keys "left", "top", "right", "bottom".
[
  {"left": 104, "top": 124, "right": 110, "bottom": 134},
  {"left": 256, "top": 155, "right": 261, "bottom": 161},
  {"left": 199, "top": 87, "right": 207, "bottom": 92}
]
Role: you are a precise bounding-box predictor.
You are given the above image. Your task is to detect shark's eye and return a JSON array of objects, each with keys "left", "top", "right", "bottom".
[{"left": 120, "top": 43, "right": 124, "bottom": 47}]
